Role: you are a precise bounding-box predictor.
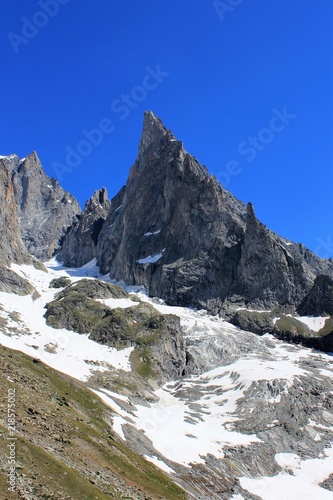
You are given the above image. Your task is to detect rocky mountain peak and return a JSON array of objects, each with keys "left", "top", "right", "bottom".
[
  {"left": 93, "top": 112, "right": 333, "bottom": 318},
  {"left": 8, "top": 151, "right": 81, "bottom": 260},
  {"left": 138, "top": 110, "right": 175, "bottom": 157},
  {"left": 246, "top": 201, "right": 256, "bottom": 220},
  {"left": 91, "top": 186, "right": 108, "bottom": 205},
  {"left": 57, "top": 187, "right": 111, "bottom": 267},
  {"left": 22, "top": 150, "right": 39, "bottom": 168}
]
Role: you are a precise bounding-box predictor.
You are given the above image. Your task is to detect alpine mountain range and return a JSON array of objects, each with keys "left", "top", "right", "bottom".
[{"left": 0, "top": 112, "right": 333, "bottom": 499}]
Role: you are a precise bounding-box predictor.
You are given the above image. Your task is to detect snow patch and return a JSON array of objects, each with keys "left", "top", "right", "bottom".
[
  {"left": 132, "top": 387, "right": 260, "bottom": 467},
  {"left": 137, "top": 253, "right": 163, "bottom": 264},
  {"left": 96, "top": 297, "right": 139, "bottom": 309},
  {"left": 296, "top": 315, "right": 329, "bottom": 332},
  {"left": 144, "top": 230, "right": 161, "bottom": 237},
  {"left": 143, "top": 455, "right": 175, "bottom": 474},
  {"left": 240, "top": 447, "right": 333, "bottom": 500},
  {"left": 0, "top": 262, "right": 133, "bottom": 381}
]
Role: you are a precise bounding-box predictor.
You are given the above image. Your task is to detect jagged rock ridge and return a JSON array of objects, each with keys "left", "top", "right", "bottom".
[
  {"left": 4, "top": 114, "right": 333, "bottom": 323},
  {"left": 91, "top": 111, "right": 333, "bottom": 317},
  {"left": 58, "top": 187, "right": 111, "bottom": 267},
  {"left": 2, "top": 152, "right": 81, "bottom": 260}
]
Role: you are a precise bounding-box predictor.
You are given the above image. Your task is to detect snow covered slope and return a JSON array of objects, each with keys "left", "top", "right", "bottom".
[
  {"left": 0, "top": 259, "right": 134, "bottom": 380},
  {"left": 0, "top": 258, "right": 332, "bottom": 499}
]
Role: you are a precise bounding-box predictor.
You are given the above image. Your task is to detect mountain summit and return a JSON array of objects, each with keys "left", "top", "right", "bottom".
[
  {"left": 3, "top": 113, "right": 333, "bottom": 334},
  {"left": 138, "top": 110, "right": 176, "bottom": 157},
  {"left": 3, "top": 151, "right": 81, "bottom": 260},
  {"left": 93, "top": 112, "right": 333, "bottom": 318}
]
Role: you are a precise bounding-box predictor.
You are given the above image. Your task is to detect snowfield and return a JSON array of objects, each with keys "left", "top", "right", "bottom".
[
  {"left": 0, "top": 260, "right": 134, "bottom": 380},
  {"left": 240, "top": 448, "right": 333, "bottom": 500},
  {"left": 0, "top": 258, "right": 332, "bottom": 499}
]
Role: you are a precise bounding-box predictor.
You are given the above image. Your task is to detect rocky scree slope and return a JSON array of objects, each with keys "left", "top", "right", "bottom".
[
  {"left": 2, "top": 152, "right": 81, "bottom": 260},
  {"left": 0, "top": 344, "right": 186, "bottom": 500}
]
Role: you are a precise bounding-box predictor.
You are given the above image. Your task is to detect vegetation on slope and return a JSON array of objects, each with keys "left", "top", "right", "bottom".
[
  {"left": 44, "top": 279, "right": 185, "bottom": 382},
  {"left": 0, "top": 344, "right": 187, "bottom": 499}
]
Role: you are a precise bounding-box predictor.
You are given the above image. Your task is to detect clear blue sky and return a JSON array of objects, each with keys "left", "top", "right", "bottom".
[{"left": 1, "top": 0, "right": 333, "bottom": 256}]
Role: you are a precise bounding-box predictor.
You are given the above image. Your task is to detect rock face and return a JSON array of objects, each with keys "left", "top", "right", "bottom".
[
  {"left": 97, "top": 111, "right": 247, "bottom": 310},
  {"left": 0, "top": 266, "right": 34, "bottom": 295},
  {"left": 298, "top": 274, "right": 333, "bottom": 316},
  {"left": 3, "top": 152, "right": 81, "bottom": 260},
  {"left": 0, "top": 157, "right": 31, "bottom": 265},
  {"left": 57, "top": 188, "right": 111, "bottom": 267},
  {"left": 95, "top": 111, "right": 333, "bottom": 315},
  {"left": 232, "top": 202, "right": 314, "bottom": 309}
]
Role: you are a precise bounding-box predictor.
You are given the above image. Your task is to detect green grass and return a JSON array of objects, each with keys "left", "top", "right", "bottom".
[
  {"left": 130, "top": 348, "right": 157, "bottom": 379},
  {"left": 236, "top": 310, "right": 273, "bottom": 321},
  {"left": 275, "top": 315, "right": 310, "bottom": 335},
  {"left": 0, "top": 345, "right": 187, "bottom": 499},
  {"left": 317, "top": 317, "right": 333, "bottom": 337},
  {"left": 0, "top": 427, "right": 114, "bottom": 499}
]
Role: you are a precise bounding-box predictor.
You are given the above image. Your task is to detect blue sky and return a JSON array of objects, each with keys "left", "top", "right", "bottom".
[{"left": 1, "top": 0, "right": 333, "bottom": 256}]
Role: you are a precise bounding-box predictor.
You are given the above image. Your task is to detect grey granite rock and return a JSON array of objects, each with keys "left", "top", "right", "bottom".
[
  {"left": 0, "top": 157, "right": 31, "bottom": 265},
  {"left": 4, "top": 152, "right": 81, "bottom": 260},
  {"left": 231, "top": 202, "right": 314, "bottom": 309},
  {"left": 298, "top": 274, "right": 333, "bottom": 316},
  {"left": 57, "top": 187, "right": 110, "bottom": 267},
  {"left": 97, "top": 111, "right": 247, "bottom": 309},
  {"left": 0, "top": 265, "right": 34, "bottom": 295},
  {"left": 95, "top": 112, "right": 333, "bottom": 318}
]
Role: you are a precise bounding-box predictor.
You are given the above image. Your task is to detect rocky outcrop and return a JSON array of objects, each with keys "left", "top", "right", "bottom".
[
  {"left": 231, "top": 202, "right": 314, "bottom": 309},
  {"left": 57, "top": 188, "right": 110, "bottom": 267},
  {"left": 0, "top": 157, "right": 42, "bottom": 294},
  {"left": 45, "top": 279, "right": 186, "bottom": 383},
  {"left": 3, "top": 152, "right": 81, "bottom": 260},
  {"left": 94, "top": 112, "right": 333, "bottom": 316},
  {"left": 0, "top": 265, "right": 34, "bottom": 295},
  {"left": 298, "top": 274, "right": 333, "bottom": 316}
]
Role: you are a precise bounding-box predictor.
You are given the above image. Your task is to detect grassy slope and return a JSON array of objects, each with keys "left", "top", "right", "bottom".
[{"left": 0, "top": 344, "right": 186, "bottom": 500}]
